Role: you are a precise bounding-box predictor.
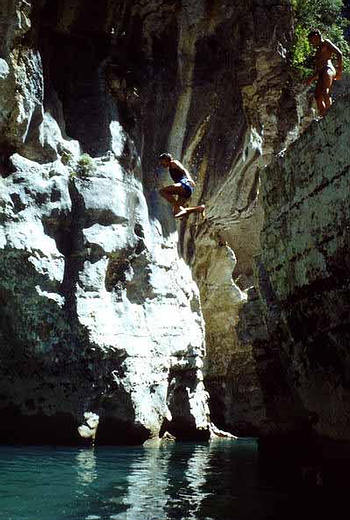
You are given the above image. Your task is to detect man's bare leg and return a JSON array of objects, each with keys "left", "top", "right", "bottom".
[
  {"left": 315, "top": 72, "right": 334, "bottom": 116},
  {"left": 174, "top": 204, "right": 205, "bottom": 219},
  {"left": 159, "top": 185, "right": 189, "bottom": 214},
  {"left": 323, "top": 71, "right": 334, "bottom": 113},
  {"left": 315, "top": 94, "right": 326, "bottom": 116},
  {"left": 159, "top": 187, "right": 177, "bottom": 206},
  {"left": 323, "top": 86, "right": 333, "bottom": 113}
]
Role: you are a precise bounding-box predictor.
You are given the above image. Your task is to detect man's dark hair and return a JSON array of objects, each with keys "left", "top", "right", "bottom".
[
  {"left": 308, "top": 29, "right": 321, "bottom": 39},
  {"left": 159, "top": 153, "right": 172, "bottom": 161}
]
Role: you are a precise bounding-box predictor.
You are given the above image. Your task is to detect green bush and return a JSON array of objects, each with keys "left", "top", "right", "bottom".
[
  {"left": 291, "top": 0, "right": 350, "bottom": 77},
  {"left": 71, "top": 153, "right": 96, "bottom": 178}
]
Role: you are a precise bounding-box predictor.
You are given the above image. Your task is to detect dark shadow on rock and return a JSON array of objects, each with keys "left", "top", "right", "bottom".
[
  {"left": 0, "top": 145, "right": 16, "bottom": 178},
  {"left": 234, "top": 262, "right": 313, "bottom": 438},
  {"left": 164, "top": 369, "right": 210, "bottom": 442},
  {"left": 96, "top": 383, "right": 150, "bottom": 445},
  {"left": 0, "top": 197, "right": 130, "bottom": 446},
  {"left": 257, "top": 436, "right": 350, "bottom": 520},
  {"left": 96, "top": 417, "right": 150, "bottom": 445},
  {"left": 36, "top": 1, "right": 117, "bottom": 157},
  {"left": 0, "top": 406, "right": 82, "bottom": 445}
]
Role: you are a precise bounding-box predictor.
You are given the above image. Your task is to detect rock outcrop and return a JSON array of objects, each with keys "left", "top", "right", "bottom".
[
  {"left": 250, "top": 97, "right": 350, "bottom": 440},
  {"left": 0, "top": 148, "right": 210, "bottom": 444}
]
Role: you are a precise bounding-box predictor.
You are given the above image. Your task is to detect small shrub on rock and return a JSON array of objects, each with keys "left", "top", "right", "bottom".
[{"left": 71, "top": 153, "right": 96, "bottom": 178}]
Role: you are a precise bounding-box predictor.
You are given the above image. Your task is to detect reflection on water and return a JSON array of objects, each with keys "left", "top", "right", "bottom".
[
  {"left": 184, "top": 444, "right": 210, "bottom": 518},
  {"left": 111, "top": 444, "right": 172, "bottom": 519},
  {"left": 76, "top": 450, "right": 97, "bottom": 488},
  {"left": 0, "top": 438, "right": 349, "bottom": 520},
  {"left": 164, "top": 443, "right": 213, "bottom": 520}
]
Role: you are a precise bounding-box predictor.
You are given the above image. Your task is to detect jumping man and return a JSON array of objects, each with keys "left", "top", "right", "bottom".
[
  {"left": 158, "top": 153, "right": 205, "bottom": 219},
  {"left": 306, "top": 29, "right": 343, "bottom": 117}
]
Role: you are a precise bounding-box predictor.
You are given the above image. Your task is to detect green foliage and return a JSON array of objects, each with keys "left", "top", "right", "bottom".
[
  {"left": 291, "top": 0, "right": 350, "bottom": 77},
  {"left": 60, "top": 150, "right": 73, "bottom": 166},
  {"left": 292, "top": 25, "right": 313, "bottom": 76},
  {"left": 71, "top": 153, "right": 96, "bottom": 178}
]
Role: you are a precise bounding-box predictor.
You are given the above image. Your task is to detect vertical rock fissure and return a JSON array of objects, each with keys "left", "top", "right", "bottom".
[{"left": 59, "top": 178, "right": 86, "bottom": 318}]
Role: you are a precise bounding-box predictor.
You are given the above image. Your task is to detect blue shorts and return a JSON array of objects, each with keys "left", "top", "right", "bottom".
[{"left": 180, "top": 178, "right": 194, "bottom": 199}]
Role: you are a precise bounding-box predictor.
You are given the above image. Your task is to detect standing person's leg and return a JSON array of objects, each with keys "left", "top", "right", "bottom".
[
  {"left": 314, "top": 78, "right": 326, "bottom": 116},
  {"left": 315, "top": 70, "right": 334, "bottom": 116},
  {"left": 321, "top": 69, "right": 335, "bottom": 113}
]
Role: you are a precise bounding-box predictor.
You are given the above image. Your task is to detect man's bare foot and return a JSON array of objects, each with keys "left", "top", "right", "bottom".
[
  {"left": 174, "top": 207, "right": 188, "bottom": 218},
  {"left": 198, "top": 204, "right": 205, "bottom": 217}
]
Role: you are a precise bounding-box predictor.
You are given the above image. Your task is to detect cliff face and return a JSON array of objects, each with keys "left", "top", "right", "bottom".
[
  {"left": 177, "top": 1, "right": 306, "bottom": 434},
  {"left": 3, "top": 0, "right": 337, "bottom": 444},
  {"left": 249, "top": 98, "right": 350, "bottom": 440},
  {"left": 0, "top": 0, "right": 214, "bottom": 444}
]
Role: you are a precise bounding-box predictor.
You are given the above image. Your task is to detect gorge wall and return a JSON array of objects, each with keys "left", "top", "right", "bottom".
[
  {"left": 0, "top": 0, "right": 217, "bottom": 444},
  {"left": 250, "top": 98, "right": 350, "bottom": 440},
  {"left": 1, "top": 0, "right": 347, "bottom": 444}
]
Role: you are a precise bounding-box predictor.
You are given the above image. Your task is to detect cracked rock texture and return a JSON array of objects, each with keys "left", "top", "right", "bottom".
[{"left": 246, "top": 98, "right": 350, "bottom": 440}]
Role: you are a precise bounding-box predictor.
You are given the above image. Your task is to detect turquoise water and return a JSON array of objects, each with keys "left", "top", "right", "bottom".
[{"left": 0, "top": 439, "right": 338, "bottom": 520}]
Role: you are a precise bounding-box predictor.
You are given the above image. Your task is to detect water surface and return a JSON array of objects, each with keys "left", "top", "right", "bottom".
[{"left": 0, "top": 438, "right": 343, "bottom": 520}]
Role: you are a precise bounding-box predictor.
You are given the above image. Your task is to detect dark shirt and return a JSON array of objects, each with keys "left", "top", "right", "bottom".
[{"left": 169, "top": 164, "right": 186, "bottom": 183}]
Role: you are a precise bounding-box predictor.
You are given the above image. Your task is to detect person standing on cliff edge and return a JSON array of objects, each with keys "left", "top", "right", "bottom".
[
  {"left": 158, "top": 153, "right": 205, "bottom": 219},
  {"left": 306, "top": 29, "right": 343, "bottom": 117}
]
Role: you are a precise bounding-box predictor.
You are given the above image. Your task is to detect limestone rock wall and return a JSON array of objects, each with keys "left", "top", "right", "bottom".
[
  {"left": 0, "top": 0, "right": 320, "bottom": 443},
  {"left": 251, "top": 98, "right": 350, "bottom": 440},
  {"left": 0, "top": 0, "right": 212, "bottom": 444},
  {"left": 177, "top": 0, "right": 307, "bottom": 434}
]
